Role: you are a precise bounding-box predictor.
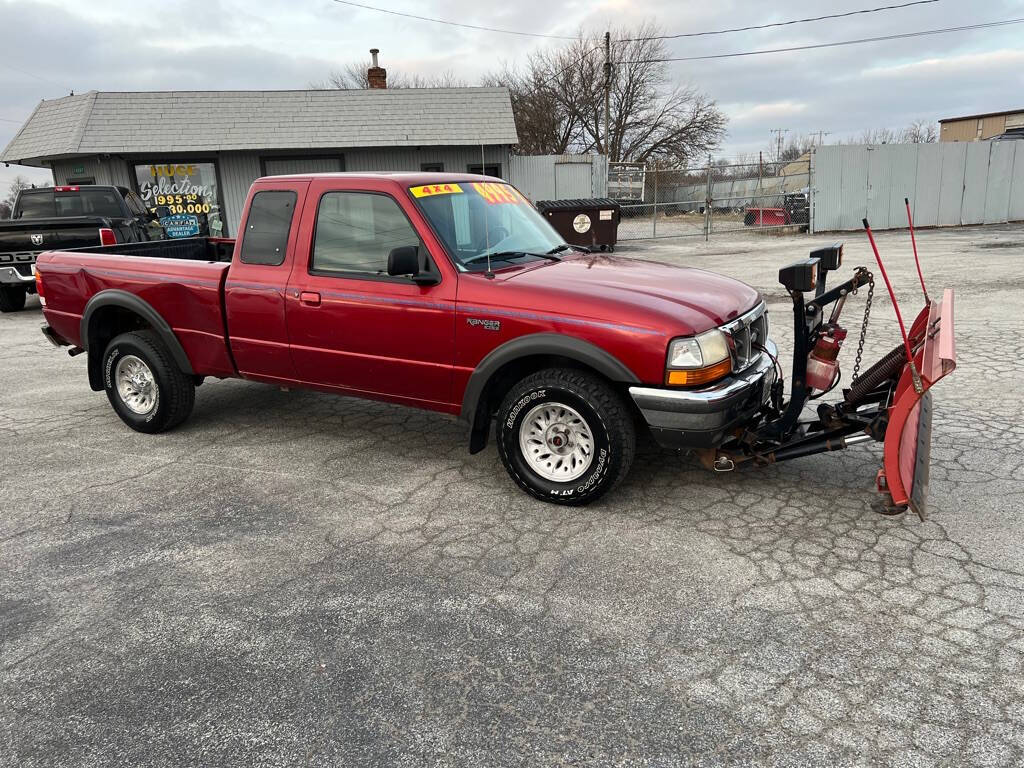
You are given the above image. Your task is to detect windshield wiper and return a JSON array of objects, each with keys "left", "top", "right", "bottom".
[
  {"left": 547, "top": 243, "right": 585, "bottom": 255},
  {"left": 464, "top": 250, "right": 560, "bottom": 266}
]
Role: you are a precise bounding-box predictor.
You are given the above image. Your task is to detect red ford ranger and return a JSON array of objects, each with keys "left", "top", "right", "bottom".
[{"left": 36, "top": 174, "right": 955, "bottom": 513}]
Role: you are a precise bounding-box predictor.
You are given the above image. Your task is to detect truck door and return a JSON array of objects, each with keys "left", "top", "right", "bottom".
[
  {"left": 224, "top": 180, "right": 309, "bottom": 382},
  {"left": 284, "top": 181, "right": 458, "bottom": 409}
]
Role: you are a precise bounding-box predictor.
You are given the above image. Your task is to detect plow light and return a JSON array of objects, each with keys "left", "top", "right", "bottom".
[
  {"left": 810, "top": 243, "right": 843, "bottom": 272},
  {"left": 666, "top": 329, "right": 732, "bottom": 387},
  {"left": 778, "top": 258, "right": 819, "bottom": 293}
]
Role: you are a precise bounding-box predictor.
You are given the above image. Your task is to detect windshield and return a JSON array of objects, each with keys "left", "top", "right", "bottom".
[{"left": 410, "top": 181, "right": 564, "bottom": 271}]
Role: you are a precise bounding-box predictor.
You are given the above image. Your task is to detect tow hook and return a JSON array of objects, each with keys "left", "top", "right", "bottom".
[{"left": 713, "top": 455, "right": 735, "bottom": 472}]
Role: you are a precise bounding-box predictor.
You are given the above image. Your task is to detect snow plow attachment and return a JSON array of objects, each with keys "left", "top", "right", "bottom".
[{"left": 877, "top": 289, "right": 956, "bottom": 519}]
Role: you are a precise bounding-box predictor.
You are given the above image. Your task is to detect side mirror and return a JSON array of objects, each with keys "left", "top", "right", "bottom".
[{"left": 387, "top": 246, "right": 439, "bottom": 285}]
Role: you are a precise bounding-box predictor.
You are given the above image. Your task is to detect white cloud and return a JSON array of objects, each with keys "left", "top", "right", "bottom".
[{"left": 2, "top": 0, "right": 1023, "bottom": 166}]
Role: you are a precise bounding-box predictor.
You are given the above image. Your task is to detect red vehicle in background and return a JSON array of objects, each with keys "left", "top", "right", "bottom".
[{"left": 35, "top": 174, "right": 953, "bottom": 513}]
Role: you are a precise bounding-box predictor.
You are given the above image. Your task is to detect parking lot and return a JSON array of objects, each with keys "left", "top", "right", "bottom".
[{"left": 2, "top": 224, "right": 1023, "bottom": 766}]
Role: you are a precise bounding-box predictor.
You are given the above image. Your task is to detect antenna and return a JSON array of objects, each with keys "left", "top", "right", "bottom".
[{"left": 481, "top": 142, "right": 493, "bottom": 278}]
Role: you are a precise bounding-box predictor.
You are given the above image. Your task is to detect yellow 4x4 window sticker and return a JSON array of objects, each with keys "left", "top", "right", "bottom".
[{"left": 410, "top": 183, "right": 463, "bottom": 198}]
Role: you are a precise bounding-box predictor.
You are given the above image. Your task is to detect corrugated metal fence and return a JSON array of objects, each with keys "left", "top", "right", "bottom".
[
  {"left": 508, "top": 154, "right": 608, "bottom": 202},
  {"left": 812, "top": 142, "right": 1024, "bottom": 232}
]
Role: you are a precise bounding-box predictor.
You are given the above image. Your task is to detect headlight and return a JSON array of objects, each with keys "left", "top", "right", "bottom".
[{"left": 666, "top": 329, "right": 732, "bottom": 386}]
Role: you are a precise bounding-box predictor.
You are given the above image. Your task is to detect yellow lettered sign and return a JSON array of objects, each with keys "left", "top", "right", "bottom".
[
  {"left": 471, "top": 182, "right": 527, "bottom": 205},
  {"left": 410, "top": 183, "right": 463, "bottom": 198}
]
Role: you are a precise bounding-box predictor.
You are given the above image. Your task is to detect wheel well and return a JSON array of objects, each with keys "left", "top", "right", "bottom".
[
  {"left": 467, "top": 354, "right": 625, "bottom": 454},
  {"left": 85, "top": 306, "right": 153, "bottom": 391}
]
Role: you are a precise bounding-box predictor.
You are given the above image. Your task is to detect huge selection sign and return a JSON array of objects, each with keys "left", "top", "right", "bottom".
[{"left": 134, "top": 162, "right": 223, "bottom": 237}]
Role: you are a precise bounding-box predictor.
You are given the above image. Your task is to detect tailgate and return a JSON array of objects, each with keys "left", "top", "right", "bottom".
[{"left": 0, "top": 217, "right": 108, "bottom": 255}]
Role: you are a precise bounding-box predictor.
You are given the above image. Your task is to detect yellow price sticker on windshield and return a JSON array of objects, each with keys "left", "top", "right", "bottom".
[
  {"left": 472, "top": 182, "right": 527, "bottom": 205},
  {"left": 410, "top": 183, "right": 463, "bottom": 198}
]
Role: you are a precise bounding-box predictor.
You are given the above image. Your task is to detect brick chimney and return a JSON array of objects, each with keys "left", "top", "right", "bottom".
[{"left": 367, "top": 48, "right": 387, "bottom": 89}]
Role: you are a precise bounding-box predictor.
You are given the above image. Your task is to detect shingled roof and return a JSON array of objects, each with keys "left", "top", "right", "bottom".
[{"left": 1, "top": 88, "right": 519, "bottom": 165}]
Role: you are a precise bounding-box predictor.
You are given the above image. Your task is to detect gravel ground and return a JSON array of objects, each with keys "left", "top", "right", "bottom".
[{"left": 2, "top": 224, "right": 1023, "bottom": 767}]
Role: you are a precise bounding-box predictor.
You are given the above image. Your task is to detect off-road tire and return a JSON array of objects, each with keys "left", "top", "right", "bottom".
[
  {"left": 0, "top": 286, "right": 27, "bottom": 312},
  {"left": 102, "top": 331, "right": 195, "bottom": 434},
  {"left": 496, "top": 367, "right": 636, "bottom": 505}
]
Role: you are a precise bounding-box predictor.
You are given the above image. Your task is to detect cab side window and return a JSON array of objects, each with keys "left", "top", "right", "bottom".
[
  {"left": 311, "top": 191, "right": 422, "bottom": 277},
  {"left": 240, "top": 190, "right": 297, "bottom": 266}
]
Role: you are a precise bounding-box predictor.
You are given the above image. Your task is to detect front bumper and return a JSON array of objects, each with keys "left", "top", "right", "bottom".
[{"left": 629, "top": 340, "right": 777, "bottom": 449}]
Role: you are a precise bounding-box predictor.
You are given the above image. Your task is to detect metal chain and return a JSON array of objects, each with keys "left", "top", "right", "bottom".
[{"left": 851, "top": 275, "right": 874, "bottom": 382}]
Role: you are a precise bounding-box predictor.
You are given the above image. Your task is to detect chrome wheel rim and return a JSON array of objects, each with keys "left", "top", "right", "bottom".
[
  {"left": 115, "top": 355, "right": 157, "bottom": 415},
  {"left": 518, "top": 402, "right": 595, "bottom": 482}
]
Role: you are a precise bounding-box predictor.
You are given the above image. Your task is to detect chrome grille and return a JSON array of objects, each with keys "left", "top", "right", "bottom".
[{"left": 723, "top": 302, "right": 768, "bottom": 372}]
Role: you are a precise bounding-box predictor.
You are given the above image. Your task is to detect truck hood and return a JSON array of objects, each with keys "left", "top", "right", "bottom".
[{"left": 497, "top": 254, "right": 761, "bottom": 334}]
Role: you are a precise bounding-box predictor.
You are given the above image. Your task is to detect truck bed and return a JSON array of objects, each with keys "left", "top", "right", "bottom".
[
  {"left": 71, "top": 237, "right": 236, "bottom": 262},
  {"left": 37, "top": 244, "right": 237, "bottom": 379}
]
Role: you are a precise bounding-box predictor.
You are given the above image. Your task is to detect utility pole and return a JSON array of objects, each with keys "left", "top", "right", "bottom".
[
  {"left": 811, "top": 130, "right": 831, "bottom": 146},
  {"left": 770, "top": 128, "right": 789, "bottom": 163},
  {"left": 603, "top": 31, "right": 611, "bottom": 160}
]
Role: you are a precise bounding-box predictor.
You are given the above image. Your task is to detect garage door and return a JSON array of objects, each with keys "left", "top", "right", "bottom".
[{"left": 263, "top": 157, "right": 344, "bottom": 175}]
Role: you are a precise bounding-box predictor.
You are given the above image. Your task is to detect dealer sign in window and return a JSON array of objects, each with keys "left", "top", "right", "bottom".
[{"left": 134, "top": 163, "right": 224, "bottom": 238}]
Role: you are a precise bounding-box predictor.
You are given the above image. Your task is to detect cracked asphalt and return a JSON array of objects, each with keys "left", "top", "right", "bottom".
[{"left": 2, "top": 224, "right": 1023, "bottom": 767}]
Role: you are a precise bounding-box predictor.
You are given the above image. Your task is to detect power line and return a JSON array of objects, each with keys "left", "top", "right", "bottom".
[
  {"left": 0, "top": 117, "right": 27, "bottom": 124},
  {"left": 613, "top": 18, "right": 1024, "bottom": 64},
  {"left": 621, "top": 0, "right": 939, "bottom": 41},
  {"left": 329, "top": 0, "right": 579, "bottom": 39},
  {"left": 0, "top": 62, "right": 71, "bottom": 92}
]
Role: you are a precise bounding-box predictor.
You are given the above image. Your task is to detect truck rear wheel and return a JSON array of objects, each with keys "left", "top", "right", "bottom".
[
  {"left": 496, "top": 368, "right": 636, "bottom": 505},
  {"left": 0, "top": 286, "right": 27, "bottom": 312},
  {"left": 102, "top": 331, "right": 195, "bottom": 433}
]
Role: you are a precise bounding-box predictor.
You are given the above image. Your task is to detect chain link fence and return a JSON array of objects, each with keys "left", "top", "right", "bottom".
[{"left": 612, "top": 157, "right": 811, "bottom": 242}]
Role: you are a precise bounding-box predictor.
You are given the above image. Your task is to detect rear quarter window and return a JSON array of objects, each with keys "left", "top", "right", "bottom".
[
  {"left": 14, "top": 192, "right": 56, "bottom": 219},
  {"left": 240, "top": 190, "right": 297, "bottom": 266}
]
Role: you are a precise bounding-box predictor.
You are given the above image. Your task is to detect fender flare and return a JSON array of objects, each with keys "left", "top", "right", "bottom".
[
  {"left": 81, "top": 290, "right": 194, "bottom": 390},
  {"left": 460, "top": 333, "right": 640, "bottom": 452}
]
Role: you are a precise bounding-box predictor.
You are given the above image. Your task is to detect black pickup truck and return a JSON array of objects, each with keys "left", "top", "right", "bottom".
[{"left": 0, "top": 185, "right": 156, "bottom": 312}]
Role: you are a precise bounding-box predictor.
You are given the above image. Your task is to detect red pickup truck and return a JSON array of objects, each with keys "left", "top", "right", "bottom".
[{"left": 36, "top": 173, "right": 954, "bottom": 513}]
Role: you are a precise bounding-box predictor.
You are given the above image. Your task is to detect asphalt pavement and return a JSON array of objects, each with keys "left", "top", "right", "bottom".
[{"left": 2, "top": 223, "right": 1023, "bottom": 767}]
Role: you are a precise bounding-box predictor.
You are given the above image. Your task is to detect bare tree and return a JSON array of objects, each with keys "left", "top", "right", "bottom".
[
  {"left": 485, "top": 24, "right": 726, "bottom": 165},
  {"left": 1, "top": 175, "right": 31, "bottom": 218},
  {"left": 900, "top": 119, "right": 938, "bottom": 143},
  {"left": 312, "top": 59, "right": 466, "bottom": 89},
  {"left": 777, "top": 134, "right": 816, "bottom": 163},
  {"left": 853, "top": 120, "right": 937, "bottom": 145},
  {"left": 857, "top": 127, "right": 899, "bottom": 145}
]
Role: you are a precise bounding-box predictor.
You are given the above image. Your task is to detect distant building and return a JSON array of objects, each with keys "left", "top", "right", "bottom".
[
  {"left": 938, "top": 109, "right": 1024, "bottom": 142},
  {"left": 0, "top": 54, "right": 517, "bottom": 236}
]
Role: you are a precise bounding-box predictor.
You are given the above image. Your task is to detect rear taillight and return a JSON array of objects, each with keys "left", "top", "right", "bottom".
[{"left": 99, "top": 227, "right": 117, "bottom": 246}]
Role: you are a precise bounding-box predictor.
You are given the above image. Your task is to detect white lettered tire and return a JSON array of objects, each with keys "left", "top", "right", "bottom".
[
  {"left": 496, "top": 368, "right": 636, "bottom": 505},
  {"left": 102, "top": 331, "right": 195, "bottom": 433}
]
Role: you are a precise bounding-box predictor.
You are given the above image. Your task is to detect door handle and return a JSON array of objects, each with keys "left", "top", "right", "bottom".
[{"left": 300, "top": 291, "right": 321, "bottom": 307}]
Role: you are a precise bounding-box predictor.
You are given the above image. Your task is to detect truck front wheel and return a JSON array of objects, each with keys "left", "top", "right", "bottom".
[
  {"left": 0, "top": 286, "right": 27, "bottom": 312},
  {"left": 496, "top": 368, "right": 636, "bottom": 505},
  {"left": 102, "top": 331, "right": 195, "bottom": 433}
]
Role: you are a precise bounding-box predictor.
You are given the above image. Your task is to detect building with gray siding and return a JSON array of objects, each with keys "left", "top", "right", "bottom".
[{"left": 1, "top": 86, "right": 518, "bottom": 237}]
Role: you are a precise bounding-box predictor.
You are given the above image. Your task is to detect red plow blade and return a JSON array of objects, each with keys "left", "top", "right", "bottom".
[{"left": 877, "top": 289, "right": 957, "bottom": 518}]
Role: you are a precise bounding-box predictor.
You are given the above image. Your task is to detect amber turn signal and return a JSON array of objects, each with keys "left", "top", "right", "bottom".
[{"left": 666, "top": 358, "right": 732, "bottom": 387}]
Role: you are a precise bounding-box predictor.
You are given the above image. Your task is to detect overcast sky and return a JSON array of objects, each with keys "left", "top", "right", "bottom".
[{"left": 2, "top": 0, "right": 1023, "bottom": 190}]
